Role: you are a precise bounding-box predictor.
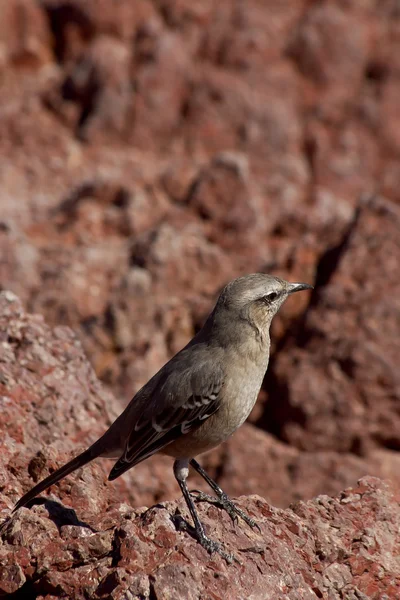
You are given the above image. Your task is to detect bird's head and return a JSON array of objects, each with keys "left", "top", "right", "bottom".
[{"left": 213, "top": 273, "right": 313, "bottom": 342}]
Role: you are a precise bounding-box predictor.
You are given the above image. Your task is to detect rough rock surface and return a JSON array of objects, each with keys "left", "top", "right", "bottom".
[
  {"left": 1, "top": 287, "right": 399, "bottom": 519},
  {"left": 1, "top": 294, "right": 400, "bottom": 598},
  {"left": 261, "top": 196, "right": 400, "bottom": 454},
  {"left": 2, "top": 470, "right": 400, "bottom": 598},
  {"left": 0, "top": 0, "right": 400, "bottom": 586},
  {"left": 0, "top": 291, "right": 180, "bottom": 513},
  {"left": 1, "top": 0, "right": 399, "bottom": 401}
]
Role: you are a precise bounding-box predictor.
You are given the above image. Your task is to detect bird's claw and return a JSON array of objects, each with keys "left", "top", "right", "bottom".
[
  {"left": 190, "top": 490, "right": 217, "bottom": 503},
  {"left": 172, "top": 511, "right": 239, "bottom": 564},
  {"left": 191, "top": 489, "right": 260, "bottom": 532},
  {"left": 199, "top": 535, "right": 239, "bottom": 564}
]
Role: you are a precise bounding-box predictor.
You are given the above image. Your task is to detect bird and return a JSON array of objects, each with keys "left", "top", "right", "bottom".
[{"left": 4, "top": 273, "right": 312, "bottom": 561}]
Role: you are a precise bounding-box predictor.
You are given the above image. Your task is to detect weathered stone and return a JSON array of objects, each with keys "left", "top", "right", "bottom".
[
  {"left": 1, "top": 2, "right": 400, "bottom": 596},
  {"left": 263, "top": 197, "right": 400, "bottom": 453}
]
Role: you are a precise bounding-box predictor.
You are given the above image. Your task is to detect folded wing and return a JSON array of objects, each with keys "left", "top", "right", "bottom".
[{"left": 108, "top": 352, "right": 225, "bottom": 481}]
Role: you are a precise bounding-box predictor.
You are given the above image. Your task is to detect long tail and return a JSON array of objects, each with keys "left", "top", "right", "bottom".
[{"left": 13, "top": 446, "right": 97, "bottom": 512}]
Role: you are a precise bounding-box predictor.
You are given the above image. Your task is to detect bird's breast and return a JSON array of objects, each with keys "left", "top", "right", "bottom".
[
  {"left": 164, "top": 347, "right": 269, "bottom": 459},
  {"left": 222, "top": 352, "right": 268, "bottom": 427}
]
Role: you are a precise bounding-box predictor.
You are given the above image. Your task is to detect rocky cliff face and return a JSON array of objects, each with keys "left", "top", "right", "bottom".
[
  {"left": 0, "top": 293, "right": 399, "bottom": 599},
  {"left": 1, "top": 1, "right": 400, "bottom": 597}
]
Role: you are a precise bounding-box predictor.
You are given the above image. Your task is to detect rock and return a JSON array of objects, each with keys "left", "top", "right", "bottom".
[
  {"left": 61, "top": 35, "right": 133, "bottom": 142},
  {"left": 288, "top": 4, "right": 370, "bottom": 108},
  {"left": 1, "top": 293, "right": 400, "bottom": 598},
  {"left": 202, "top": 423, "right": 400, "bottom": 510},
  {"left": 2, "top": 468, "right": 400, "bottom": 598},
  {"left": 2, "top": 0, "right": 400, "bottom": 405},
  {"left": 262, "top": 197, "right": 400, "bottom": 454},
  {"left": 0, "top": 290, "right": 180, "bottom": 516},
  {"left": 0, "top": 6, "right": 400, "bottom": 596},
  {"left": 1, "top": 289, "right": 399, "bottom": 519},
  {"left": 0, "top": 0, "right": 52, "bottom": 71}
]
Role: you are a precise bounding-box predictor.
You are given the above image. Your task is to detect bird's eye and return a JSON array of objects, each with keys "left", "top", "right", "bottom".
[{"left": 263, "top": 292, "right": 278, "bottom": 302}]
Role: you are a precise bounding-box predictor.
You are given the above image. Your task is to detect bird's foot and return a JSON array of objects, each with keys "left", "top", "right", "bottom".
[
  {"left": 172, "top": 512, "right": 238, "bottom": 564},
  {"left": 191, "top": 490, "right": 261, "bottom": 532},
  {"left": 196, "top": 531, "right": 237, "bottom": 563}
]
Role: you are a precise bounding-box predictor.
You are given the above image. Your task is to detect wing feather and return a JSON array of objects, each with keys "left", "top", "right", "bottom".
[{"left": 108, "top": 354, "right": 224, "bottom": 481}]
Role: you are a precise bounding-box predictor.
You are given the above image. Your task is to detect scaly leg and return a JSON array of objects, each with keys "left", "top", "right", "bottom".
[
  {"left": 173, "top": 459, "right": 236, "bottom": 563},
  {"left": 189, "top": 458, "right": 260, "bottom": 532}
]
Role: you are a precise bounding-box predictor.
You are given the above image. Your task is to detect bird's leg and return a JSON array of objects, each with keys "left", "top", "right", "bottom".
[
  {"left": 189, "top": 458, "right": 260, "bottom": 531},
  {"left": 173, "top": 459, "right": 236, "bottom": 563}
]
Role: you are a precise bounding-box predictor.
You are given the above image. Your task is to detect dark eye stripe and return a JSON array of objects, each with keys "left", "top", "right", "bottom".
[{"left": 262, "top": 292, "right": 278, "bottom": 302}]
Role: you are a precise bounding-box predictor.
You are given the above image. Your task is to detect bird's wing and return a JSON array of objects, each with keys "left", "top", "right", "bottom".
[{"left": 108, "top": 353, "right": 224, "bottom": 481}]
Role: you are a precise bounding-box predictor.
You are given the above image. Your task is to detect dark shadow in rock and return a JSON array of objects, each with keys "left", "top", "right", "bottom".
[
  {"left": 24, "top": 497, "right": 97, "bottom": 533},
  {"left": 171, "top": 511, "right": 196, "bottom": 538},
  {"left": 3, "top": 580, "right": 37, "bottom": 600}
]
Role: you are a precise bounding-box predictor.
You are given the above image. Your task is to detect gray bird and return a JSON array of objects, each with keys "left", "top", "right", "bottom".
[{"left": 8, "top": 273, "right": 312, "bottom": 560}]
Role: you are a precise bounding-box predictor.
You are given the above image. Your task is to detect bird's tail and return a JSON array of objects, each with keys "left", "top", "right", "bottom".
[{"left": 13, "top": 446, "right": 97, "bottom": 513}]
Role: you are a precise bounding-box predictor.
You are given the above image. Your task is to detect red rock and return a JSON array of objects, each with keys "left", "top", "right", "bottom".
[
  {"left": 0, "top": 291, "right": 179, "bottom": 515},
  {"left": 2, "top": 0, "right": 399, "bottom": 409},
  {"left": 262, "top": 197, "right": 400, "bottom": 454},
  {"left": 0, "top": 294, "right": 400, "bottom": 597},
  {"left": 187, "top": 152, "right": 256, "bottom": 245},
  {"left": 288, "top": 4, "right": 370, "bottom": 98},
  {"left": 62, "top": 35, "right": 133, "bottom": 142},
  {"left": 201, "top": 423, "right": 400, "bottom": 510},
  {"left": 0, "top": 4, "right": 400, "bottom": 595},
  {"left": 0, "top": 0, "right": 52, "bottom": 70},
  {"left": 2, "top": 472, "right": 400, "bottom": 599}
]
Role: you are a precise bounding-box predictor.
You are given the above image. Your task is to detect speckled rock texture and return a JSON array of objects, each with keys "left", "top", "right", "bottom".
[
  {"left": 1, "top": 477, "right": 399, "bottom": 599},
  {"left": 0, "top": 293, "right": 400, "bottom": 599},
  {"left": 1, "top": 0, "right": 399, "bottom": 401},
  {"left": 1, "top": 1, "right": 400, "bottom": 596},
  {"left": 0, "top": 291, "right": 182, "bottom": 514},
  {"left": 0, "top": 0, "right": 400, "bottom": 513},
  {"left": 262, "top": 197, "right": 400, "bottom": 454}
]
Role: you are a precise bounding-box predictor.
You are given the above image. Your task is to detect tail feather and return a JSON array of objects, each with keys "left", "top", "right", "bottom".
[{"left": 13, "top": 447, "right": 95, "bottom": 512}]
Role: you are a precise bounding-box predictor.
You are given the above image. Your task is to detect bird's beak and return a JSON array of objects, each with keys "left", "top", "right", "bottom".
[{"left": 287, "top": 282, "right": 314, "bottom": 294}]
